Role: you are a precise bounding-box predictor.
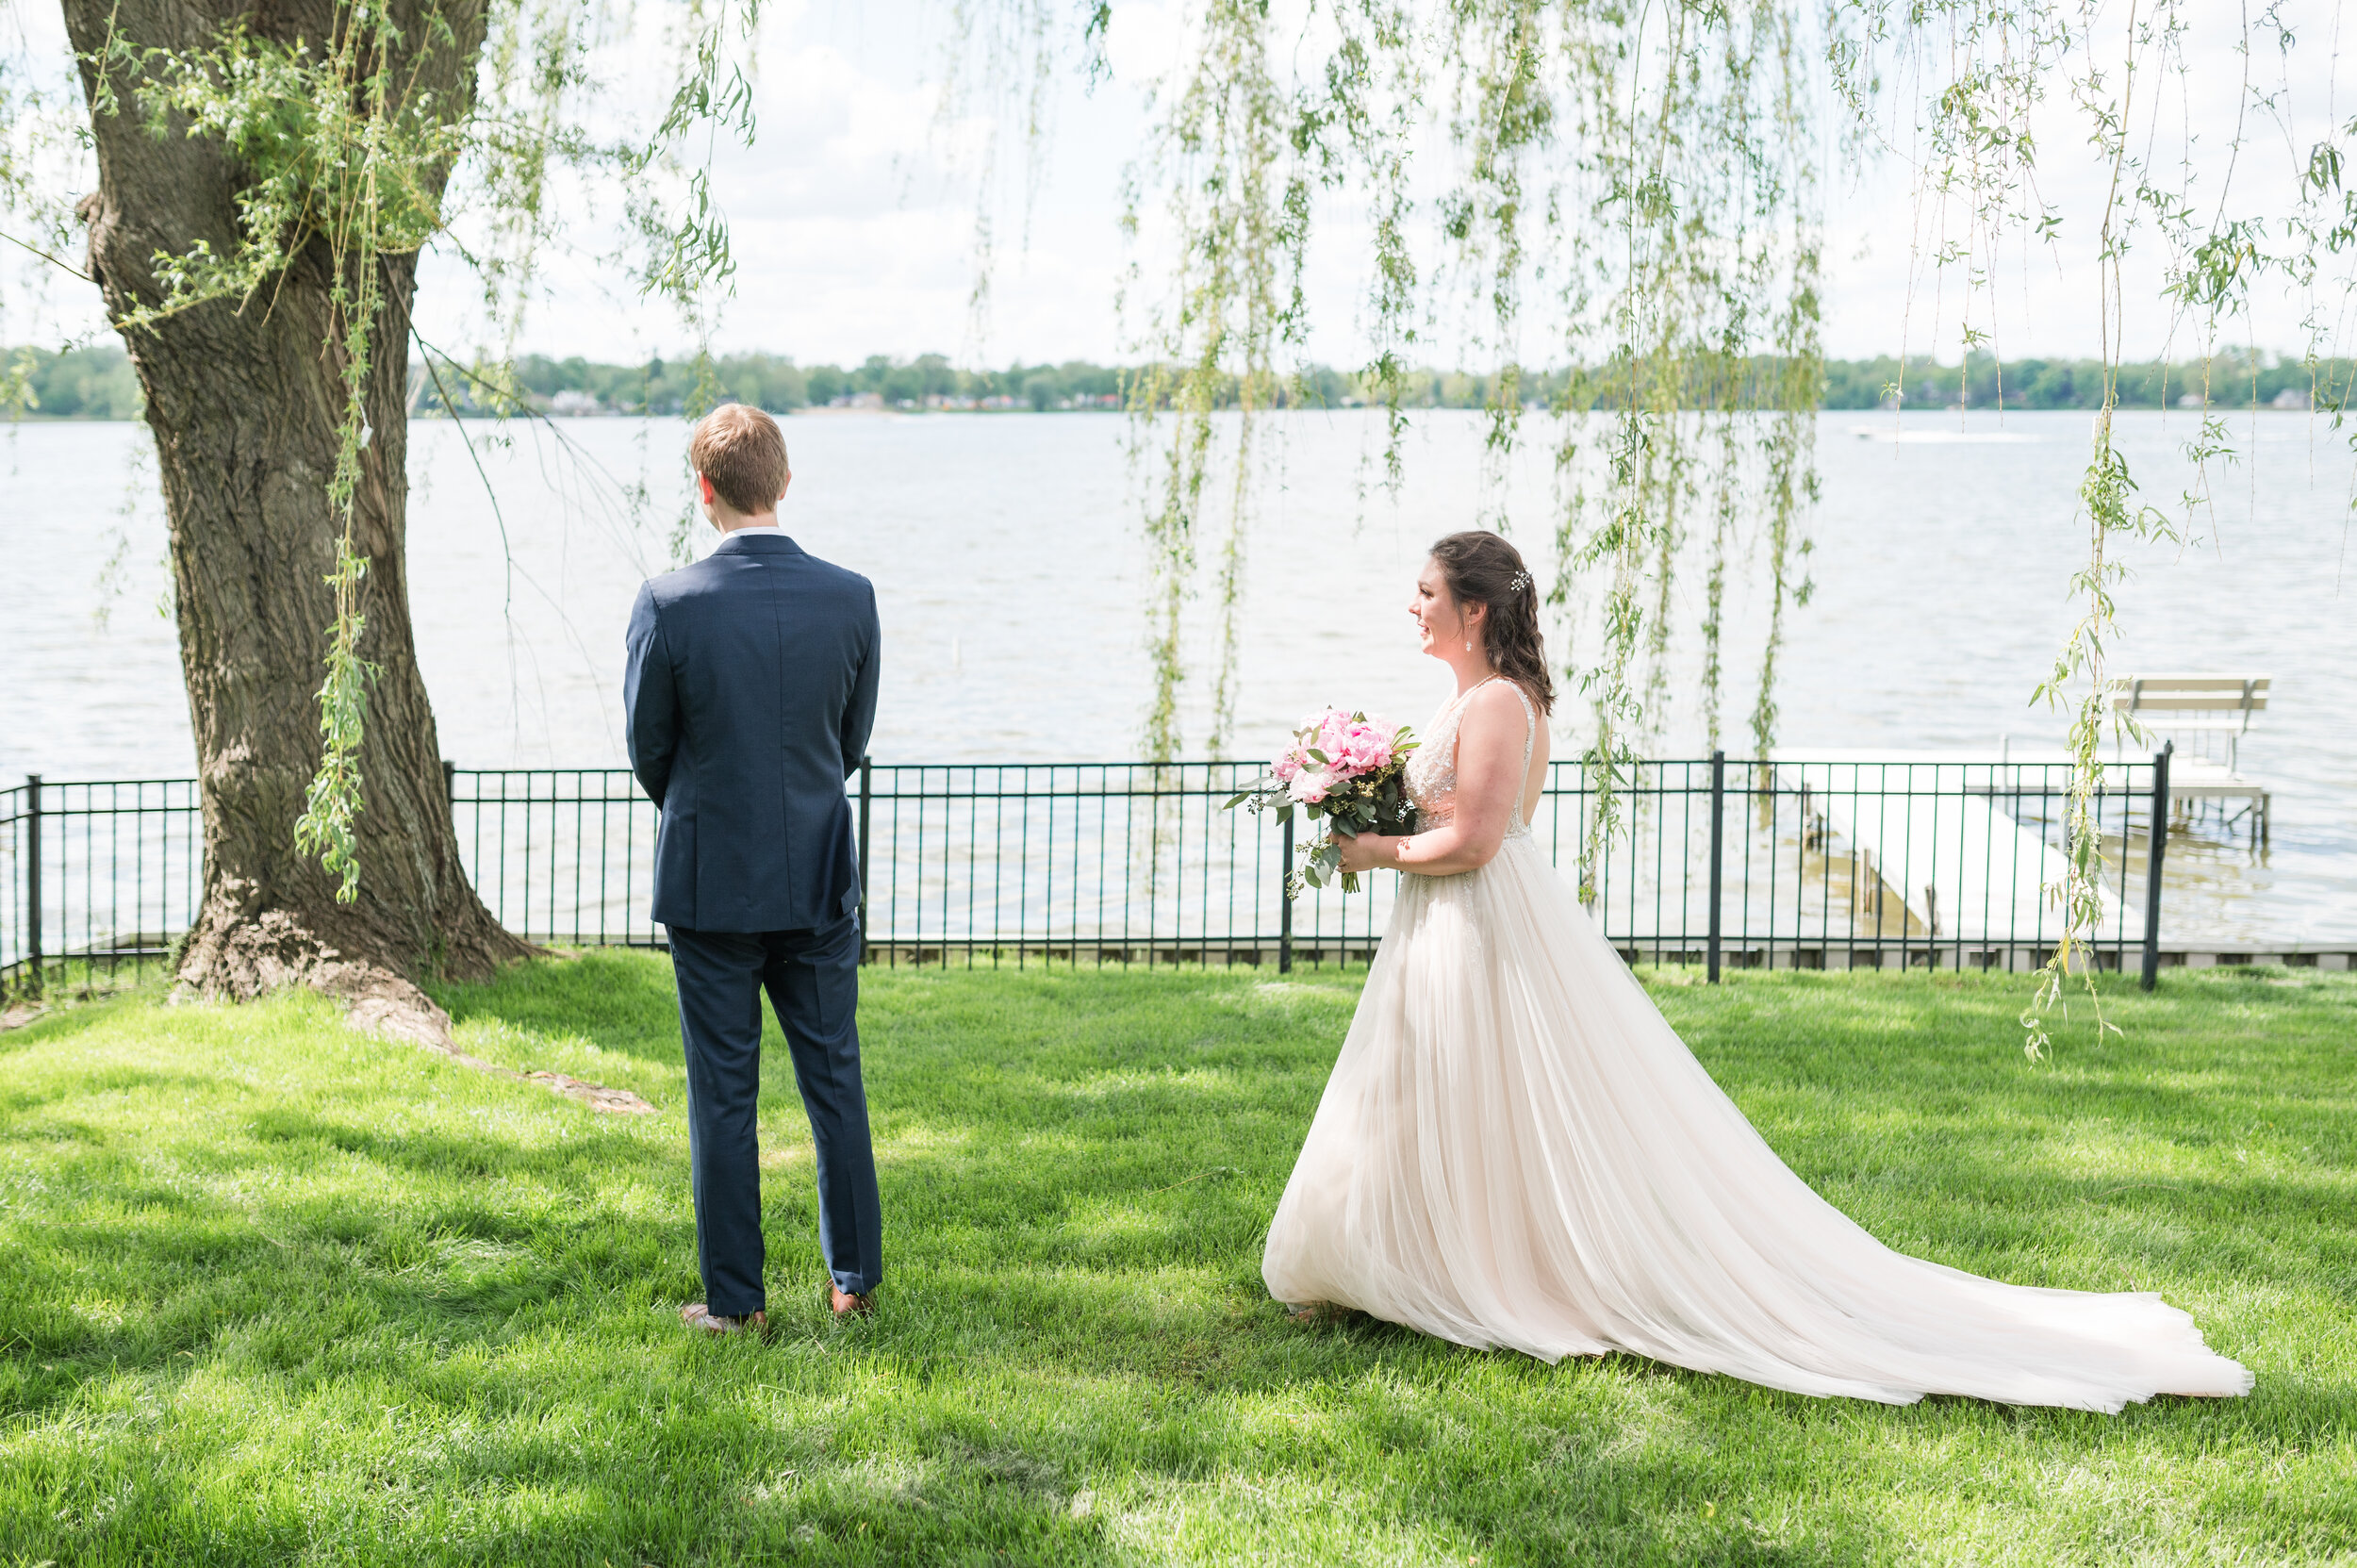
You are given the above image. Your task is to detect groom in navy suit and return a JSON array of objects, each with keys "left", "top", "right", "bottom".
[{"left": 624, "top": 403, "right": 882, "bottom": 1333}]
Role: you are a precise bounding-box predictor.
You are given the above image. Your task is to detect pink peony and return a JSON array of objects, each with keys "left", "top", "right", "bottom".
[
  {"left": 1288, "top": 770, "right": 1330, "bottom": 803},
  {"left": 1344, "top": 727, "right": 1393, "bottom": 772},
  {"left": 1313, "top": 711, "right": 1394, "bottom": 778}
]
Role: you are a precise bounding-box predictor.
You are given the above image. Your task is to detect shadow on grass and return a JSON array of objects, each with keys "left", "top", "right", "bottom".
[{"left": 432, "top": 948, "right": 688, "bottom": 1065}]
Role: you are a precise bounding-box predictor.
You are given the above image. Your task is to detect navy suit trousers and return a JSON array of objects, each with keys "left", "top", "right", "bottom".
[{"left": 667, "top": 916, "right": 882, "bottom": 1313}]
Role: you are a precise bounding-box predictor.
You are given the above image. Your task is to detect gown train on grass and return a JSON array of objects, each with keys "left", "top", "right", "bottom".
[{"left": 1261, "top": 679, "right": 2252, "bottom": 1411}]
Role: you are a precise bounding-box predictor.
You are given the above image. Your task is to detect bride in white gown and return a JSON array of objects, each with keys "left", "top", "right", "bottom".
[{"left": 1261, "top": 529, "right": 2252, "bottom": 1411}]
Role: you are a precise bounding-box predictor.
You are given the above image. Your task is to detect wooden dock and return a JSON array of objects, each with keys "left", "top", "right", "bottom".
[
  {"left": 1767, "top": 745, "right": 2274, "bottom": 949},
  {"left": 1989, "top": 743, "right": 2267, "bottom": 841},
  {"left": 1810, "top": 772, "right": 2076, "bottom": 942},
  {"left": 2156, "top": 750, "right": 2271, "bottom": 841}
]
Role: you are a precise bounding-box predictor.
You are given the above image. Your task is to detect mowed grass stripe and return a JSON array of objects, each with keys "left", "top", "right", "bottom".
[{"left": 0, "top": 957, "right": 2350, "bottom": 1564}]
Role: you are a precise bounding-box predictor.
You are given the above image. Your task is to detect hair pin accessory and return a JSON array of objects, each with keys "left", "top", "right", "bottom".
[{"left": 1510, "top": 570, "right": 1532, "bottom": 593}]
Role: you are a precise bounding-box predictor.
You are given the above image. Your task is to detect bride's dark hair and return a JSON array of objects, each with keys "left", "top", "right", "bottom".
[{"left": 1430, "top": 530, "right": 1556, "bottom": 716}]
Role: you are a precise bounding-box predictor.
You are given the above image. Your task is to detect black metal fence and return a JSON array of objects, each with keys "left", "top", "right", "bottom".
[
  {"left": 1, "top": 752, "right": 2172, "bottom": 997},
  {"left": 2, "top": 776, "right": 204, "bottom": 998}
]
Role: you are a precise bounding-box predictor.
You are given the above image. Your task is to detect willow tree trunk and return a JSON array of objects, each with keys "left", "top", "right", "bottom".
[{"left": 62, "top": 0, "right": 530, "bottom": 1021}]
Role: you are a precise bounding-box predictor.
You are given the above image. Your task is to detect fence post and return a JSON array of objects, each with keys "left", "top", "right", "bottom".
[
  {"left": 1706, "top": 751, "right": 1724, "bottom": 983},
  {"left": 2140, "top": 742, "right": 2171, "bottom": 992},
  {"left": 856, "top": 756, "right": 873, "bottom": 964},
  {"left": 1278, "top": 810, "right": 1294, "bottom": 975},
  {"left": 24, "top": 774, "right": 41, "bottom": 998},
  {"left": 442, "top": 759, "right": 455, "bottom": 805}
]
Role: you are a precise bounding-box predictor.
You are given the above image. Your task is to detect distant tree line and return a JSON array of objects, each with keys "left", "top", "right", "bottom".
[
  {"left": 8, "top": 343, "right": 2350, "bottom": 420},
  {"left": 2, "top": 344, "right": 145, "bottom": 417},
  {"left": 404, "top": 353, "right": 1146, "bottom": 416},
  {"left": 1819, "top": 351, "right": 2353, "bottom": 411}
]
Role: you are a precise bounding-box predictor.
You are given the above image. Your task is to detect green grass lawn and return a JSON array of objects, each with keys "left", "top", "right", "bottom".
[{"left": 1, "top": 957, "right": 2352, "bottom": 1565}]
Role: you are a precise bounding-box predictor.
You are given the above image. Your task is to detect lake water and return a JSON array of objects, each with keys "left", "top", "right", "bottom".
[{"left": 3, "top": 407, "right": 2351, "bottom": 942}]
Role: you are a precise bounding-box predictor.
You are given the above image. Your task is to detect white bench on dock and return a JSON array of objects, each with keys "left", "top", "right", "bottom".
[
  {"left": 2112, "top": 673, "right": 2268, "bottom": 769},
  {"left": 2110, "top": 673, "right": 2272, "bottom": 840}
]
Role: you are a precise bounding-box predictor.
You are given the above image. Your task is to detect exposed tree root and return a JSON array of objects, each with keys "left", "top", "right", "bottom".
[{"left": 173, "top": 910, "right": 653, "bottom": 1114}]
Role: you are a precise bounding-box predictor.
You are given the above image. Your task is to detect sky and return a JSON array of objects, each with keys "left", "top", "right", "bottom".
[
  {"left": 419, "top": 0, "right": 1161, "bottom": 369},
  {"left": 7, "top": 0, "right": 2352, "bottom": 370}
]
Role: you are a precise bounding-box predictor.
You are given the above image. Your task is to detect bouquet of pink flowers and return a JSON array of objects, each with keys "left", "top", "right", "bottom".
[{"left": 1224, "top": 708, "right": 1419, "bottom": 894}]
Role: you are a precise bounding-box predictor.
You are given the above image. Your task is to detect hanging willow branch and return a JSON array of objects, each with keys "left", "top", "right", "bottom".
[
  {"left": 1109, "top": 1, "right": 1826, "bottom": 899},
  {"left": 1825, "top": 0, "right": 2353, "bottom": 1048},
  {"left": 1121, "top": 0, "right": 1304, "bottom": 765}
]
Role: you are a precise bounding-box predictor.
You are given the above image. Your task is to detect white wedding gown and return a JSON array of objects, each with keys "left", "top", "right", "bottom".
[{"left": 1262, "top": 679, "right": 2252, "bottom": 1411}]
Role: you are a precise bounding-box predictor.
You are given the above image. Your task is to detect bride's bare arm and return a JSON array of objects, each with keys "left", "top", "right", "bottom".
[{"left": 1336, "top": 683, "right": 1528, "bottom": 878}]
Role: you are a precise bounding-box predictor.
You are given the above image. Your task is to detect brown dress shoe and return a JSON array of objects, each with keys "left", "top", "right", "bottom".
[
  {"left": 682, "top": 1302, "right": 766, "bottom": 1335},
  {"left": 826, "top": 1281, "right": 875, "bottom": 1317}
]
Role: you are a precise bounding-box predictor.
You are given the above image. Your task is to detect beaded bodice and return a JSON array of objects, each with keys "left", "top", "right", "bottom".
[{"left": 1406, "top": 677, "right": 1537, "bottom": 838}]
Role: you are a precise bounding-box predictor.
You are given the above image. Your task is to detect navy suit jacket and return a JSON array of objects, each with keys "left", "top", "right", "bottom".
[{"left": 624, "top": 532, "right": 880, "bottom": 932}]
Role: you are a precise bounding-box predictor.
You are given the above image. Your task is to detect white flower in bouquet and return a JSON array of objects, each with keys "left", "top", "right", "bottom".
[{"left": 1225, "top": 708, "right": 1419, "bottom": 894}]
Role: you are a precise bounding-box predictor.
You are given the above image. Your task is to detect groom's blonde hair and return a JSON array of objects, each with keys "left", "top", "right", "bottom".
[{"left": 690, "top": 403, "right": 790, "bottom": 516}]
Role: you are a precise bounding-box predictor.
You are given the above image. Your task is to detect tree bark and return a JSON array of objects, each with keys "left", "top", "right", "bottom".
[{"left": 62, "top": 0, "right": 531, "bottom": 1021}]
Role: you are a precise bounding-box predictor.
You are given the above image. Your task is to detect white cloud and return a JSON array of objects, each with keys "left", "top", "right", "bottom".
[
  {"left": 415, "top": 0, "right": 1145, "bottom": 366},
  {"left": 1100, "top": 2, "right": 1184, "bottom": 84}
]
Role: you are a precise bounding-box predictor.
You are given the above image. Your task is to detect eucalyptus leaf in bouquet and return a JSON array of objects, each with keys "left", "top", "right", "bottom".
[{"left": 1224, "top": 709, "right": 1419, "bottom": 895}]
